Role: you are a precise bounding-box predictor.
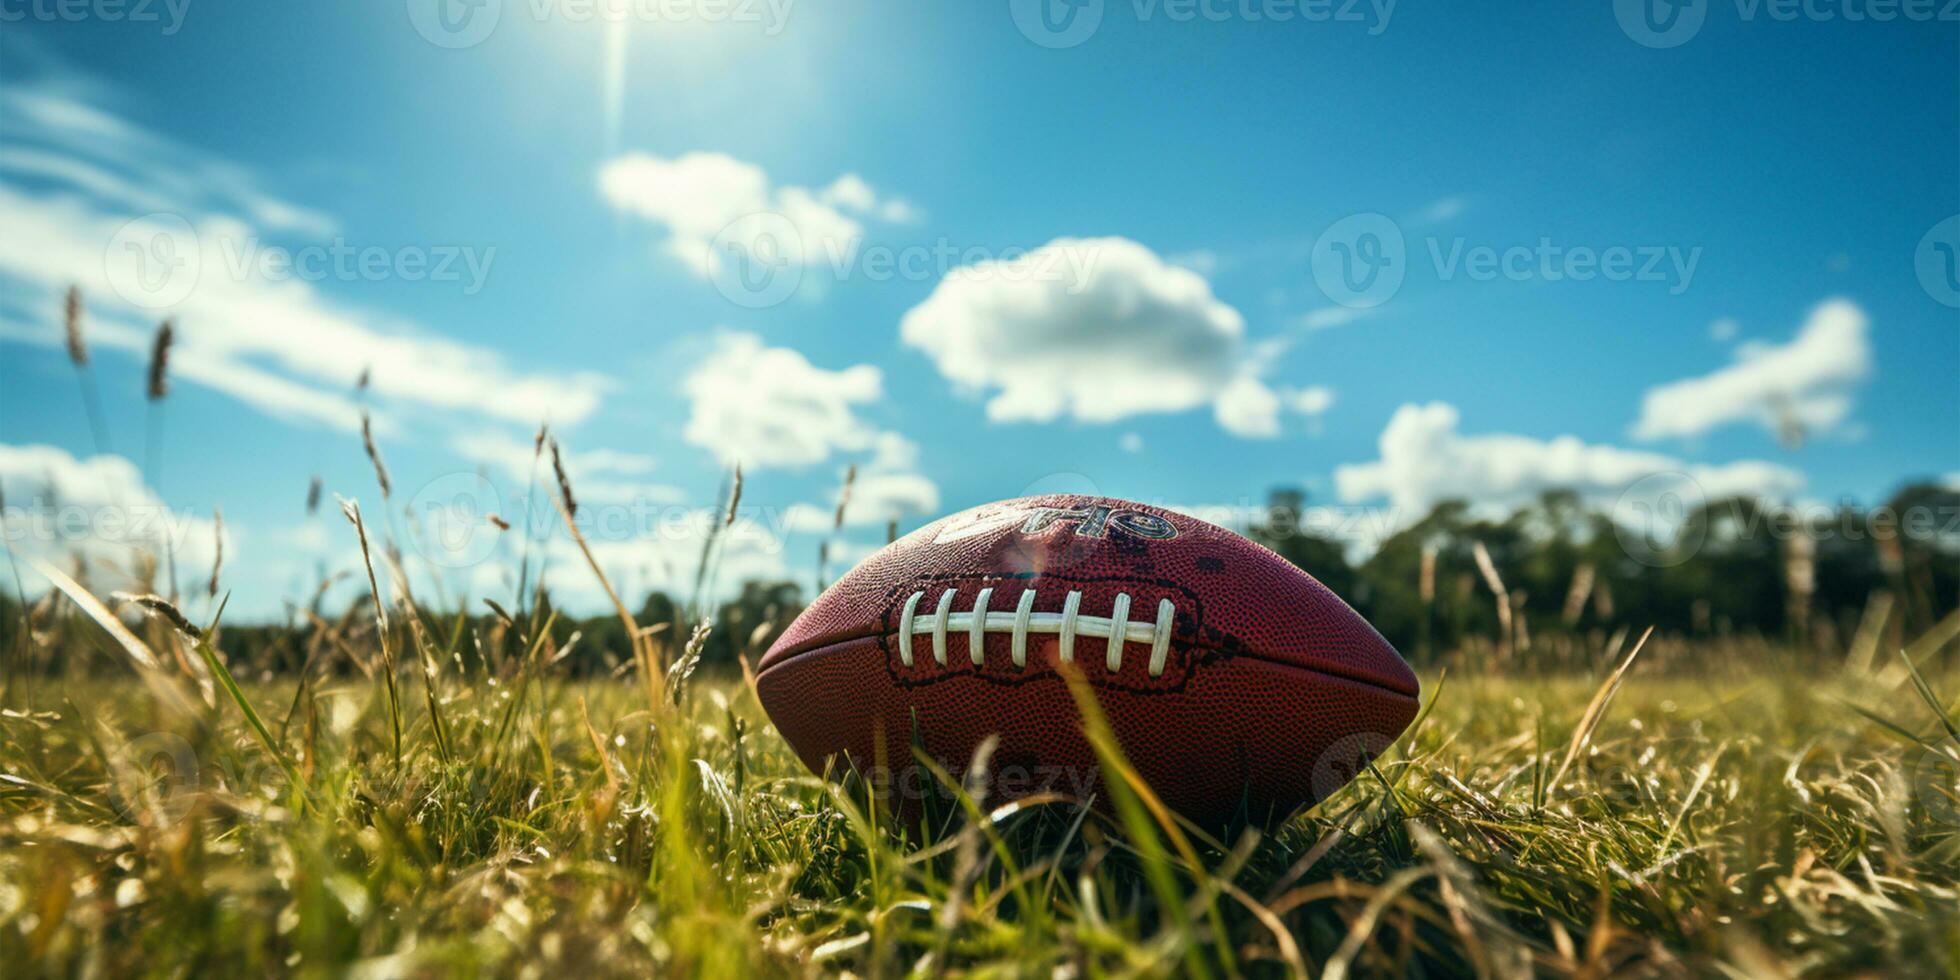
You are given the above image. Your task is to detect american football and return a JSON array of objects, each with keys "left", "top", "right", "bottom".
[{"left": 758, "top": 494, "right": 1420, "bottom": 826}]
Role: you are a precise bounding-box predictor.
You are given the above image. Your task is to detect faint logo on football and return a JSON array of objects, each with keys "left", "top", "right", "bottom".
[
  {"left": 1311, "top": 212, "right": 1405, "bottom": 310},
  {"left": 105, "top": 213, "right": 200, "bottom": 310},
  {"left": 1310, "top": 731, "right": 1398, "bottom": 803},
  {"left": 408, "top": 0, "right": 503, "bottom": 49},
  {"left": 1614, "top": 0, "right": 1707, "bottom": 48},
  {"left": 1010, "top": 0, "right": 1104, "bottom": 48},
  {"left": 1915, "top": 215, "right": 1960, "bottom": 310}
]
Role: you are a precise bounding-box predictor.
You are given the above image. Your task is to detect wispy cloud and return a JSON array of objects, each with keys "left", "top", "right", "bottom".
[
  {"left": 1338, "top": 401, "right": 1803, "bottom": 518},
  {"left": 1633, "top": 299, "right": 1871, "bottom": 443},
  {"left": 0, "top": 73, "right": 611, "bottom": 434}
]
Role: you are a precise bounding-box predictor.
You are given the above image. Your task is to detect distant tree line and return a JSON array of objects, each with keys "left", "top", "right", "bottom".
[
  {"left": 2, "top": 480, "right": 1953, "bottom": 679},
  {"left": 1252, "top": 481, "right": 1959, "bottom": 664}
]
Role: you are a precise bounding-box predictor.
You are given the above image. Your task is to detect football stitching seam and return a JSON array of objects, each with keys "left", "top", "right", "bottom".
[{"left": 896, "top": 586, "right": 1178, "bottom": 676}]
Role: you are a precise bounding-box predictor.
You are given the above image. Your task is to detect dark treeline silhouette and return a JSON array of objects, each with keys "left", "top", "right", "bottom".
[
  {"left": 1256, "top": 481, "right": 1958, "bottom": 666},
  {"left": 3, "top": 481, "right": 1953, "bottom": 679}
]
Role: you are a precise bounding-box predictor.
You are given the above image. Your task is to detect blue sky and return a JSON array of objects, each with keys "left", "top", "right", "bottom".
[{"left": 1, "top": 2, "right": 1956, "bottom": 618}]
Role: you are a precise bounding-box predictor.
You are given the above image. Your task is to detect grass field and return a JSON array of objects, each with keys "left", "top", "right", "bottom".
[{"left": 5, "top": 590, "right": 1960, "bottom": 978}]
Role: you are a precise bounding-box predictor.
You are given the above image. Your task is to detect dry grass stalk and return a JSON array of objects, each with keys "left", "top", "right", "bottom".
[
  {"left": 305, "top": 476, "right": 323, "bottom": 516},
  {"left": 1472, "top": 541, "right": 1513, "bottom": 659},
  {"left": 546, "top": 438, "right": 653, "bottom": 684},
  {"left": 147, "top": 319, "right": 173, "bottom": 401},
  {"left": 208, "top": 506, "right": 224, "bottom": 598},
  {"left": 62, "top": 286, "right": 112, "bottom": 455},
  {"left": 833, "top": 464, "right": 856, "bottom": 530},
  {"left": 361, "top": 412, "right": 392, "bottom": 499},
  {"left": 63, "top": 286, "right": 87, "bottom": 366},
  {"left": 1547, "top": 625, "right": 1653, "bottom": 795},
  {"left": 1418, "top": 545, "right": 1437, "bottom": 605},
  {"left": 886, "top": 516, "right": 898, "bottom": 545},
  {"left": 338, "top": 496, "right": 403, "bottom": 761},
  {"left": 549, "top": 438, "right": 576, "bottom": 517},
  {"left": 724, "top": 463, "right": 743, "bottom": 528},
  {"left": 26, "top": 557, "right": 199, "bottom": 717},
  {"left": 122, "top": 591, "right": 204, "bottom": 641},
  {"left": 1562, "top": 563, "right": 1595, "bottom": 627},
  {"left": 1845, "top": 590, "right": 1895, "bottom": 675}
]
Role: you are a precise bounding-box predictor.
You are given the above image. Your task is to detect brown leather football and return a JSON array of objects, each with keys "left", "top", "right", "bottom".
[{"left": 756, "top": 494, "right": 1420, "bottom": 827}]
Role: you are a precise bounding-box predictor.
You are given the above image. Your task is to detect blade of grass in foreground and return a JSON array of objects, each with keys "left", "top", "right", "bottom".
[
  {"left": 123, "top": 592, "right": 299, "bottom": 784},
  {"left": 1057, "top": 659, "right": 1224, "bottom": 980}
]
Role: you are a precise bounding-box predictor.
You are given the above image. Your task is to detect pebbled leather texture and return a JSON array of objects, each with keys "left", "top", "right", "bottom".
[{"left": 757, "top": 494, "right": 1420, "bottom": 826}]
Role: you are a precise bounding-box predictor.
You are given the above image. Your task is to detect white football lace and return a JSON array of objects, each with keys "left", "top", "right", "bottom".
[{"left": 896, "top": 588, "right": 1176, "bottom": 677}]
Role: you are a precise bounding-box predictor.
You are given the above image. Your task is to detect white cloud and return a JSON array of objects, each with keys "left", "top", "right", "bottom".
[
  {"left": 1709, "top": 317, "right": 1740, "bottom": 342},
  {"left": 1299, "top": 305, "right": 1373, "bottom": 331},
  {"left": 1214, "top": 374, "right": 1283, "bottom": 438},
  {"left": 450, "top": 431, "right": 681, "bottom": 507},
  {"left": 597, "top": 152, "right": 912, "bottom": 277},
  {"left": 536, "top": 506, "right": 792, "bottom": 611},
  {"left": 1119, "top": 432, "right": 1145, "bottom": 453},
  {"left": 845, "top": 471, "right": 940, "bottom": 525},
  {"left": 0, "top": 443, "right": 227, "bottom": 591},
  {"left": 453, "top": 431, "right": 655, "bottom": 484},
  {"left": 1415, "top": 196, "right": 1467, "bottom": 224},
  {"left": 1288, "top": 385, "right": 1336, "bottom": 417},
  {"left": 683, "top": 332, "right": 883, "bottom": 468},
  {"left": 781, "top": 432, "right": 941, "bottom": 533},
  {"left": 0, "top": 84, "right": 610, "bottom": 432},
  {"left": 902, "top": 236, "right": 1283, "bottom": 435},
  {"left": 1633, "top": 299, "right": 1871, "bottom": 442},
  {"left": 1336, "top": 402, "right": 1804, "bottom": 519}
]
